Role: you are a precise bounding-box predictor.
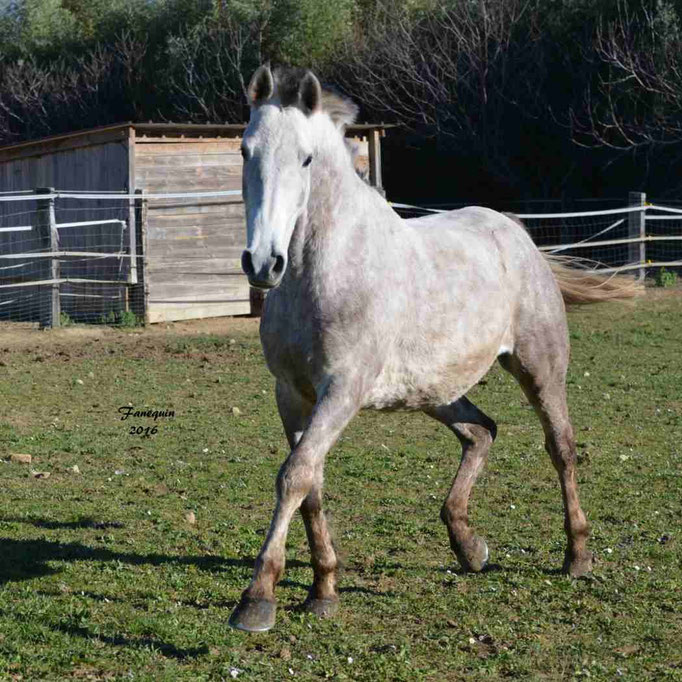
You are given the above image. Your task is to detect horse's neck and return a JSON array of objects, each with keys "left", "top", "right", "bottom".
[{"left": 288, "top": 142, "right": 395, "bottom": 288}]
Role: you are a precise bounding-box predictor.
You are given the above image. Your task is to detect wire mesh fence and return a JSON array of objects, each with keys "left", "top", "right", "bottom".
[
  {"left": 518, "top": 206, "right": 639, "bottom": 272},
  {"left": 1, "top": 190, "right": 680, "bottom": 328},
  {"left": 0, "top": 189, "right": 245, "bottom": 327},
  {"left": 646, "top": 201, "right": 682, "bottom": 278},
  {"left": 0, "top": 191, "right": 137, "bottom": 326},
  {"left": 393, "top": 194, "right": 682, "bottom": 280}
]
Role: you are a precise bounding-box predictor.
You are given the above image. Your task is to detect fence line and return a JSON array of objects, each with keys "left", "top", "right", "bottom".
[
  {"left": 0, "top": 251, "right": 130, "bottom": 260},
  {"left": 648, "top": 204, "right": 682, "bottom": 215},
  {"left": 538, "top": 234, "right": 682, "bottom": 252},
  {"left": 57, "top": 219, "right": 125, "bottom": 229},
  {"left": 1, "top": 189, "right": 681, "bottom": 327},
  {"left": 596, "top": 260, "right": 682, "bottom": 274},
  {"left": 389, "top": 202, "right": 649, "bottom": 219},
  {"left": 0, "top": 190, "right": 242, "bottom": 202},
  {"left": 0, "top": 277, "right": 129, "bottom": 289}
]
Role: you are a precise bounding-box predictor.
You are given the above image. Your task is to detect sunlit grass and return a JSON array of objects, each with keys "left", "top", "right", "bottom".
[{"left": 0, "top": 290, "right": 680, "bottom": 680}]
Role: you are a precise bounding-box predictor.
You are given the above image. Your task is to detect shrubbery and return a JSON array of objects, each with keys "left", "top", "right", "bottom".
[{"left": 2, "top": 0, "right": 682, "bottom": 201}]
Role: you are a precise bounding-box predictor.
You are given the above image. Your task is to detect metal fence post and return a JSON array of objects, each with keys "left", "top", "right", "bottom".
[
  {"left": 628, "top": 191, "right": 646, "bottom": 281},
  {"left": 36, "top": 187, "right": 60, "bottom": 327}
]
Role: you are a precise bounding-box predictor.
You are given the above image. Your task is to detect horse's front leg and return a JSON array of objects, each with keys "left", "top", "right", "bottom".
[
  {"left": 274, "top": 380, "right": 339, "bottom": 617},
  {"left": 229, "top": 379, "right": 360, "bottom": 632}
]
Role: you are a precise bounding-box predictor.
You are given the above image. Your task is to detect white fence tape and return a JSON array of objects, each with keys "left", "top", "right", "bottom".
[
  {"left": 0, "top": 190, "right": 243, "bottom": 202},
  {"left": 388, "top": 202, "right": 649, "bottom": 219},
  {"left": 1, "top": 192, "right": 680, "bottom": 284}
]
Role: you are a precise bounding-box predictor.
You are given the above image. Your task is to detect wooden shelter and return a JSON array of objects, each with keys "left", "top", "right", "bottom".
[{"left": 0, "top": 122, "right": 388, "bottom": 324}]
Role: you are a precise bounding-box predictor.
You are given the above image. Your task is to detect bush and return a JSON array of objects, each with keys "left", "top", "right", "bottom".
[
  {"left": 654, "top": 267, "right": 678, "bottom": 288},
  {"left": 99, "top": 309, "right": 141, "bottom": 327}
]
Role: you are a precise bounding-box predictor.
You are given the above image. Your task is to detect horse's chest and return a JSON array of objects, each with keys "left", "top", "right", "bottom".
[{"left": 260, "top": 309, "right": 317, "bottom": 391}]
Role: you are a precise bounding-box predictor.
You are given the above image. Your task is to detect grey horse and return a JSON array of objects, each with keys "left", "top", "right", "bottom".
[{"left": 230, "top": 66, "right": 638, "bottom": 632}]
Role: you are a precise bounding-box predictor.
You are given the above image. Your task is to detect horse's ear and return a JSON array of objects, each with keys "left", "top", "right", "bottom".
[
  {"left": 299, "top": 71, "right": 322, "bottom": 115},
  {"left": 248, "top": 65, "right": 274, "bottom": 106}
]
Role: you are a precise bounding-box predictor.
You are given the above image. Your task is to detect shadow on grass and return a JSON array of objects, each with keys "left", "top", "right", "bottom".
[
  {"left": 2, "top": 517, "right": 573, "bottom": 588},
  {"left": 279, "top": 578, "right": 396, "bottom": 597},
  {"left": 50, "top": 622, "right": 210, "bottom": 660},
  {"left": 0, "top": 536, "right": 308, "bottom": 585},
  {"left": 7, "top": 609, "right": 211, "bottom": 661},
  {"left": 2, "top": 515, "right": 125, "bottom": 530},
  {"left": 24, "top": 517, "right": 126, "bottom": 530}
]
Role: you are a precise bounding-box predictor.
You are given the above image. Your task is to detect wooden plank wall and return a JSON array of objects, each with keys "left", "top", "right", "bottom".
[
  {"left": 0, "top": 126, "right": 378, "bottom": 325},
  {"left": 0, "top": 140, "right": 130, "bottom": 322},
  {"left": 135, "top": 137, "right": 250, "bottom": 323}
]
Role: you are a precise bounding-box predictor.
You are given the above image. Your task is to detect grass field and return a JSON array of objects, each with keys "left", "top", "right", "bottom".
[{"left": 0, "top": 290, "right": 680, "bottom": 681}]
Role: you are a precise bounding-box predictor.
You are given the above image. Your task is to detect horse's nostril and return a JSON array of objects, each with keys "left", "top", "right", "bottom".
[
  {"left": 241, "top": 250, "right": 254, "bottom": 278},
  {"left": 272, "top": 254, "right": 285, "bottom": 275}
]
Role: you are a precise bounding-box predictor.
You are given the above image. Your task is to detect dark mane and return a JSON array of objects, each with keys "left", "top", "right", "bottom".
[
  {"left": 273, "top": 67, "right": 358, "bottom": 128},
  {"left": 273, "top": 67, "right": 310, "bottom": 108}
]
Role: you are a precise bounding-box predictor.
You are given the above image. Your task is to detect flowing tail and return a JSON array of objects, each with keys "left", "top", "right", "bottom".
[
  {"left": 504, "top": 212, "right": 644, "bottom": 305},
  {"left": 544, "top": 254, "right": 643, "bottom": 304}
]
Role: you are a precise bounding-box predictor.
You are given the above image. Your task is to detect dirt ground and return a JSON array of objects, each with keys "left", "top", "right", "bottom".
[
  {"left": 0, "top": 315, "right": 261, "bottom": 353},
  {"left": 1, "top": 284, "right": 678, "bottom": 354}
]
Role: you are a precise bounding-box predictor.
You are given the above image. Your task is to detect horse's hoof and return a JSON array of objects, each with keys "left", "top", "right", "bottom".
[
  {"left": 303, "top": 596, "right": 339, "bottom": 618},
  {"left": 228, "top": 597, "right": 277, "bottom": 632},
  {"left": 456, "top": 535, "right": 489, "bottom": 573},
  {"left": 564, "top": 550, "right": 593, "bottom": 578}
]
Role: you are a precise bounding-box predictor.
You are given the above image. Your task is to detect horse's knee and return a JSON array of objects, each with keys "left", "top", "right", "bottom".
[
  {"left": 311, "top": 549, "right": 337, "bottom": 576},
  {"left": 481, "top": 415, "right": 497, "bottom": 442},
  {"left": 276, "top": 458, "right": 315, "bottom": 501},
  {"left": 301, "top": 485, "right": 324, "bottom": 515}
]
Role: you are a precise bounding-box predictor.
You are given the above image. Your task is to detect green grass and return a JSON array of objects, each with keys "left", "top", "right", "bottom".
[{"left": 0, "top": 291, "right": 681, "bottom": 681}]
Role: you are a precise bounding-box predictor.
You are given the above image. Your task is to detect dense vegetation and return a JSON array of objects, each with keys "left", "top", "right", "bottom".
[{"left": 2, "top": 0, "right": 682, "bottom": 203}]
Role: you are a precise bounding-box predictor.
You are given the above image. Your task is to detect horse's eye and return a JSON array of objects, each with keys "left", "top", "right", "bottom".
[{"left": 302, "top": 155, "right": 313, "bottom": 168}]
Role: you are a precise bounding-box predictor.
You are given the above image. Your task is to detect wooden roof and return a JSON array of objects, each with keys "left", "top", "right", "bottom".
[{"left": 0, "top": 121, "right": 394, "bottom": 163}]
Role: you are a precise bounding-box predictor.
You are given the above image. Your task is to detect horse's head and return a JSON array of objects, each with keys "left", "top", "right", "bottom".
[{"left": 240, "top": 66, "right": 357, "bottom": 289}]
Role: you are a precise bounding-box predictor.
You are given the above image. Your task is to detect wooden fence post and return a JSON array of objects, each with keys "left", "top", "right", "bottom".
[
  {"left": 126, "top": 189, "right": 139, "bottom": 319},
  {"left": 36, "top": 187, "right": 60, "bottom": 328},
  {"left": 138, "top": 191, "right": 150, "bottom": 325},
  {"left": 368, "top": 128, "right": 385, "bottom": 196},
  {"left": 628, "top": 191, "right": 646, "bottom": 281}
]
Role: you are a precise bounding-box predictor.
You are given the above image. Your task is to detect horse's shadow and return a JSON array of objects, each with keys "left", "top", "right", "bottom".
[
  {"left": 2, "top": 517, "right": 568, "bottom": 587},
  {"left": 0, "top": 521, "right": 297, "bottom": 661},
  {"left": 9, "top": 517, "right": 126, "bottom": 531},
  {"left": 12, "top": 608, "right": 210, "bottom": 660},
  {"left": 1, "top": 515, "right": 409, "bottom": 586},
  {"left": 0, "top": 516, "right": 399, "bottom": 659},
  {"left": 0, "top": 535, "right": 304, "bottom": 585},
  {"left": 1, "top": 534, "right": 400, "bottom": 601},
  {"left": 54, "top": 624, "right": 210, "bottom": 660}
]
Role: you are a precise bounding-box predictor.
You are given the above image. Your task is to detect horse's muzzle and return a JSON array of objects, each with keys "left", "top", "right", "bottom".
[{"left": 241, "top": 249, "right": 286, "bottom": 289}]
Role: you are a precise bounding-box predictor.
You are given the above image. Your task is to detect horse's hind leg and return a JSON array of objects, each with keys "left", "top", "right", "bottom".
[
  {"left": 425, "top": 397, "right": 497, "bottom": 573},
  {"left": 499, "top": 351, "right": 593, "bottom": 577}
]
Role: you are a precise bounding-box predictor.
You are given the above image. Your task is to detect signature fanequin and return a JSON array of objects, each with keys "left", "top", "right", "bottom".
[{"left": 118, "top": 406, "right": 175, "bottom": 436}]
